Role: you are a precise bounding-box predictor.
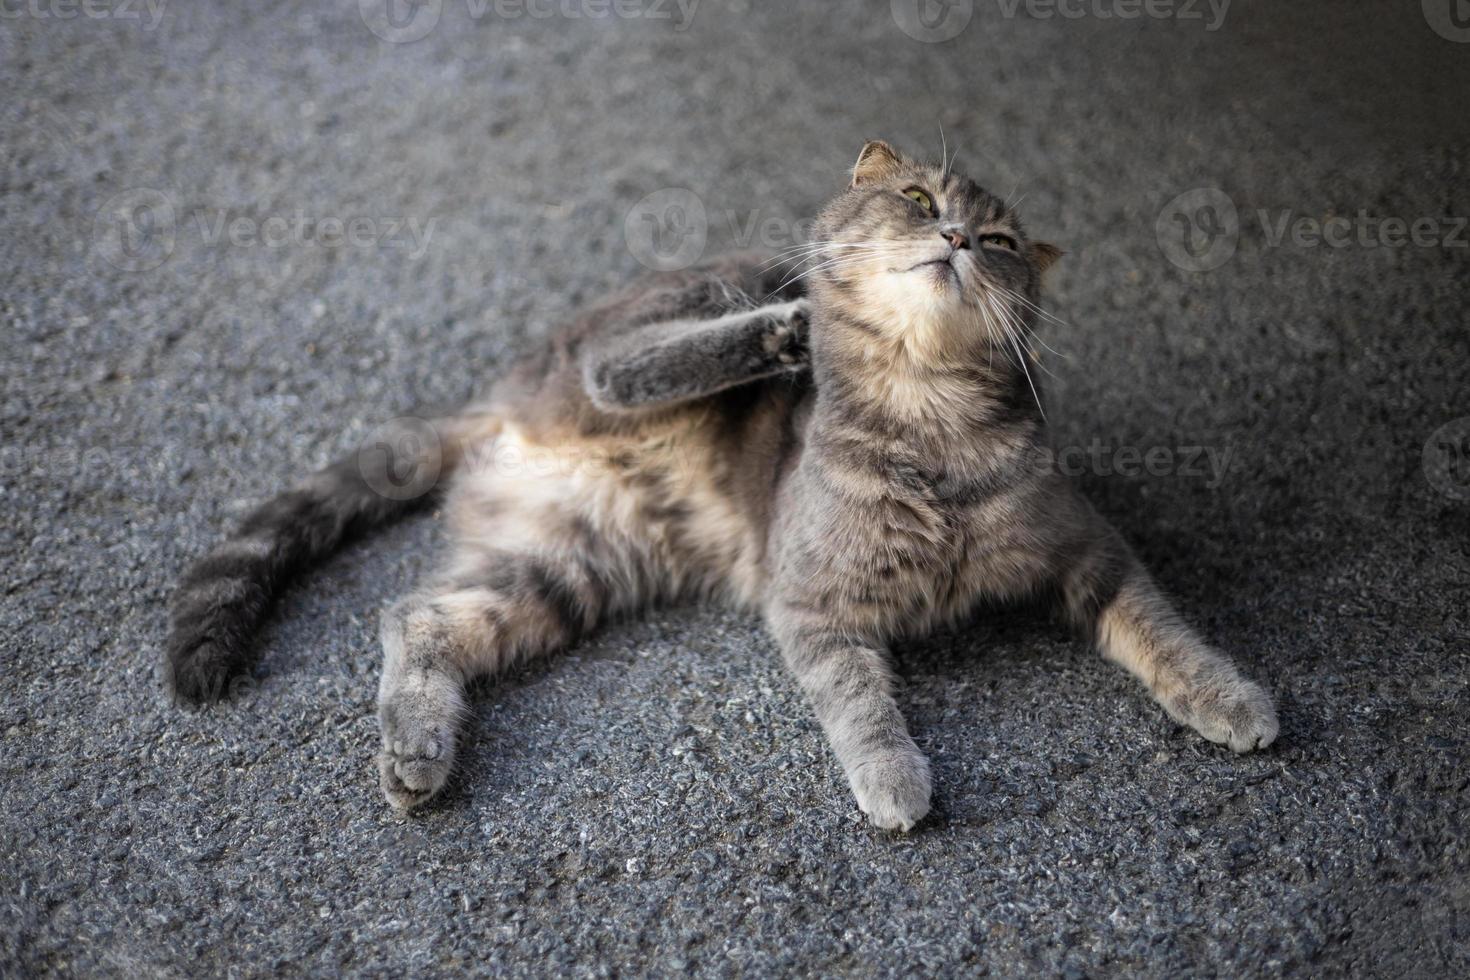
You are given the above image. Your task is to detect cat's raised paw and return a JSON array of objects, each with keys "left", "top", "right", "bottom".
[
  {"left": 762, "top": 300, "right": 810, "bottom": 366},
  {"left": 1181, "top": 678, "right": 1279, "bottom": 754},
  {"left": 848, "top": 749, "right": 932, "bottom": 832}
]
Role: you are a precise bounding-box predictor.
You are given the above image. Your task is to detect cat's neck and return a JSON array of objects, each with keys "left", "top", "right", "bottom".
[{"left": 808, "top": 307, "right": 1045, "bottom": 449}]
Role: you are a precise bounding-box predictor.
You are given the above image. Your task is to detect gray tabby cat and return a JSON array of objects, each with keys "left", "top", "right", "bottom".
[{"left": 167, "top": 140, "right": 1277, "bottom": 830}]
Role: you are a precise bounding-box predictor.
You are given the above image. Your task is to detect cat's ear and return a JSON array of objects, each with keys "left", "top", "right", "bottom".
[
  {"left": 850, "top": 140, "right": 904, "bottom": 188},
  {"left": 1031, "top": 242, "right": 1063, "bottom": 274}
]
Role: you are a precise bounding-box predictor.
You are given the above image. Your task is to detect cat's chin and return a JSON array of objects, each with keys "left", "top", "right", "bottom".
[{"left": 855, "top": 265, "right": 965, "bottom": 317}]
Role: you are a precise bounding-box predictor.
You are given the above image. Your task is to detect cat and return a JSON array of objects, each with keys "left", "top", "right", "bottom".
[{"left": 166, "top": 139, "right": 1278, "bottom": 831}]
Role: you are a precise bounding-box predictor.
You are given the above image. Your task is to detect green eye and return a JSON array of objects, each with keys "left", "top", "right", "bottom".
[{"left": 902, "top": 188, "right": 933, "bottom": 212}]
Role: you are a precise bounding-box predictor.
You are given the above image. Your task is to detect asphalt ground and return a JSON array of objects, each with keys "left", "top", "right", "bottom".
[{"left": 3, "top": 0, "right": 1468, "bottom": 975}]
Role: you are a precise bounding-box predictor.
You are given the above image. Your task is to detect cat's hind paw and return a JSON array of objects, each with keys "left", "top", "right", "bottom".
[{"left": 848, "top": 749, "right": 932, "bottom": 832}]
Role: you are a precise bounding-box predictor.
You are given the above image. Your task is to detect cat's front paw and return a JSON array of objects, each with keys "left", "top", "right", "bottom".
[
  {"left": 847, "top": 749, "right": 932, "bottom": 832},
  {"left": 378, "top": 749, "right": 450, "bottom": 810},
  {"left": 1178, "top": 676, "right": 1279, "bottom": 753},
  {"left": 377, "top": 694, "right": 458, "bottom": 810}
]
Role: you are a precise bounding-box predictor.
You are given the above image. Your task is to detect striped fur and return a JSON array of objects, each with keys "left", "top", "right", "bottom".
[
  {"left": 166, "top": 414, "right": 494, "bottom": 702},
  {"left": 167, "top": 143, "right": 1277, "bottom": 830}
]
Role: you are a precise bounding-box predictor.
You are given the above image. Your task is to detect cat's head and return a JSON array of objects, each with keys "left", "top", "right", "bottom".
[{"left": 808, "top": 139, "right": 1060, "bottom": 360}]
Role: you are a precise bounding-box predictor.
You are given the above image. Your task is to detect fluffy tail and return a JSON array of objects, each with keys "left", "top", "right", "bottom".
[{"left": 165, "top": 413, "right": 494, "bottom": 703}]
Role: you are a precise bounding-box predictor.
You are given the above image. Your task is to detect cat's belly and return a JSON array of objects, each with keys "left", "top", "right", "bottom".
[{"left": 446, "top": 419, "right": 768, "bottom": 606}]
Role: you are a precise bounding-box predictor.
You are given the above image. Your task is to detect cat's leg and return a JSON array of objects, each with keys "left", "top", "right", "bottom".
[
  {"left": 376, "top": 542, "right": 623, "bottom": 810},
  {"left": 582, "top": 299, "right": 809, "bottom": 412},
  {"left": 767, "top": 608, "right": 931, "bottom": 831},
  {"left": 1060, "top": 511, "right": 1279, "bottom": 753}
]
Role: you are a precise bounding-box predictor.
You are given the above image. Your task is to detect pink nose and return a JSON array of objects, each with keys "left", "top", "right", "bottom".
[{"left": 942, "top": 229, "right": 970, "bottom": 250}]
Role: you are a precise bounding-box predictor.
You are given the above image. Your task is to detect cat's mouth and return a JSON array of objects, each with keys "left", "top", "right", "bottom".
[
  {"left": 905, "top": 254, "right": 962, "bottom": 288},
  {"left": 895, "top": 250, "right": 955, "bottom": 271}
]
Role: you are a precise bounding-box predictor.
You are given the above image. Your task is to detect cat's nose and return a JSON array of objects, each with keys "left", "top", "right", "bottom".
[{"left": 941, "top": 226, "right": 970, "bottom": 250}]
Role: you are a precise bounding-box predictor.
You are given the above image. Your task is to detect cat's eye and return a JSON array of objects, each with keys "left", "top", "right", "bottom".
[
  {"left": 902, "top": 188, "right": 934, "bottom": 213},
  {"left": 980, "top": 233, "right": 1018, "bottom": 251}
]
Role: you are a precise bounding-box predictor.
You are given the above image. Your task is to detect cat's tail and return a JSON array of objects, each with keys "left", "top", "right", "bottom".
[{"left": 165, "top": 411, "right": 501, "bottom": 704}]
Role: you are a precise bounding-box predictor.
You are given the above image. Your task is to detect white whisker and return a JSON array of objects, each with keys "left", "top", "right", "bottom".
[
  {"left": 767, "top": 253, "right": 885, "bottom": 295},
  {"left": 993, "top": 282, "right": 1068, "bottom": 328},
  {"left": 993, "top": 296, "right": 1058, "bottom": 380},
  {"left": 758, "top": 242, "right": 911, "bottom": 275}
]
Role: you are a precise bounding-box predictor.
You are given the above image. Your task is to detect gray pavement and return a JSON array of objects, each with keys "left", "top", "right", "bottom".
[{"left": 3, "top": 1, "right": 1468, "bottom": 975}]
